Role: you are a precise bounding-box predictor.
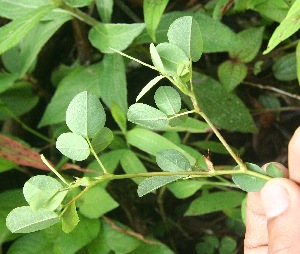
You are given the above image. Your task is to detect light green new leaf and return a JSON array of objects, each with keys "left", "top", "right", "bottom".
[
  {"left": 156, "top": 43, "right": 189, "bottom": 76},
  {"left": 137, "top": 176, "right": 184, "bottom": 197},
  {"left": 266, "top": 163, "right": 284, "bottom": 177},
  {"left": 232, "top": 163, "right": 268, "bottom": 192},
  {"left": 264, "top": 0, "right": 300, "bottom": 54},
  {"left": 167, "top": 180, "right": 204, "bottom": 199},
  {"left": 144, "top": 0, "right": 169, "bottom": 42},
  {"left": 150, "top": 43, "right": 165, "bottom": 73},
  {"left": 89, "top": 23, "right": 145, "bottom": 53},
  {"left": 91, "top": 127, "right": 114, "bottom": 153},
  {"left": 185, "top": 191, "right": 245, "bottom": 216},
  {"left": 154, "top": 86, "right": 181, "bottom": 115},
  {"left": 96, "top": 0, "right": 113, "bottom": 23},
  {"left": 6, "top": 206, "right": 60, "bottom": 233},
  {"left": 166, "top": 117, "right": 210, "bottom": 133},
  {"left": 127, "top": 103, "right": 169, "bottom": 129},
  {"left": 127, "top": 128, "right": 195, "bottom": 164},
  {"left": 56, "top": 132, "right": 90, "bottom": 161},
  {"left": 167, "top": 16, "right": 203, "bottom": 62},
  {"left": 23, "top": 175, "right": 67, "bottom": 211},
  {"left": 156, "top": 149, "right": 192, "bottom": 172},
  {"left": 111, "top": 102, "right": 127, "bottom": 133},
  {"left": 66, "top": 91, "right": 106, "bottom": 139},
  {"left": 61, "top": 202, "right": 79, "bottom": 233},
  {"left": 218, "top": 60, "right": 247, "bottom": 91},
  {"left": 272, "top": 53, "right": 297, "bottom": 81},
  {"left": 77, "top": 185, "right": 119, "bottom": 219},
  {"left": 136, "top": 75, "right": 164, "bottom": 102},
  {"left": 0, "top": 4, "right": 55, "bottom": 55},
  {"left": 64, "top": 0, "right": 93, "bottom": 7}
]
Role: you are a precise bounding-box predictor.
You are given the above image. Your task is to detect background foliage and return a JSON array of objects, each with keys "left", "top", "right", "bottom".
[{"left": 1, "top": 0, "right": 300, "bottom": 253}]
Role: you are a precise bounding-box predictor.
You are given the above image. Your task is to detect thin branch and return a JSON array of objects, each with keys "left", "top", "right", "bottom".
[{"left": 86, "top": 138, "right": 109, "bottom": 174}]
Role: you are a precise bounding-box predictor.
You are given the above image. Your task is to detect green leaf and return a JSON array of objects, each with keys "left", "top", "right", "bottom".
[
  {"left": 6, "top": 206, "right": 60, "bottom": 233},
  {"left": 127, "top": 128, "right": 195, "bottom": 164},
  {"left": 218, "top": 61, "right": 247, "bottom": 91},
  {"left": 120, "top": 150, "right": 148, "bottom": 184},
  {"left": 144, "top": 0, "right": 169, "bottom": 42},
  {"left": 127, "top": 103, "right": 169, "bottom": 129},
  {"left": 130, "top": 240, "right": 174, "bottom": 254},
  {"left": 167, "top": 180, "right": 204, "bottom": 199},
  {"left": 150, "top": 43, "right": 165, "bottom": 73},
  {"left": 99, "top": 54, "right": 128, "bottom": 114},
  {"left": 77, "top": 185, "right": 119, "bottom": 219},
  {"left": 192, "top": 140, "right": 236, "bottom": 155},
  {"left": 185, "top": 191, "right": 245, "bottom": 216},
  {"left": 156, "top": 149, "right": 192, "bottom": 172},
  {"left": 39, "top": 63, "right": 102, "bottom": 127},
  {"left": 154, "top": 86, "right": 181, "bottom": 115},
  {"left": 111, "top": 102, "right": 127, "bottom": 133},
  {"left": 136, "top": 75, "right": 164, "bottom": 102},
  {"left": 272, "top": 53, "right": 297, "bottom": 81},
  {"left": 230, "top": 27, "right": 264, "bottom": 63},
  {"left": 264, "top": 0, "right": 300, "bottom": 53},
  {"left": 166, "top": 117, "right": 210, "bottom": 133},
  {"left": 0, "top": 4, "right": 56, "bottom": 55},
  {"left": 167, "top": 16, "right": 203, "bottom": 62},
  {"left": 89, "top": 23, "right": 145, "bottom": 53},
  {"left": 137, "top": 176, "right": 184, "bottom": 197},
  {"left": 232, "top": 163, "right": 268, "bottom": 192},
  {"left": 91, "top": 127, "right": 114, "bottom": 153},
  {"left": 23, "top": 175, "right": 67, "bottom": 211},
  {"left": 266, "top": 163, "right": 284, "bottom": 177},
  {"left": 156, "top": 43, "right": 189, "bottom": 76},
  {"left": 56, "top": 132, "right": 90, "bottom": 161},
  {"left": 0, "top": 72, "right": 18, "bottom": 93},
  {"left": 64, "top": 0, "right": 93, "bottom": 7},
  {"left": 66, "top": 91, "right": 106, "bottom": 139},
  {"left": 219, "top": 237, "right": 237, "bottom": 254},
  {"left": 96, "top": 0, "right": 113, "bottom": 23},
  {"left": 194, "top": 73, "right": 257, "bottom": 133},
  {"left": 61, "top": 202, "right": 79, "bottom": 233}
]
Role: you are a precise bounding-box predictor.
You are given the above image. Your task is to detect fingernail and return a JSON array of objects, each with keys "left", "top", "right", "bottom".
[{"left": 261, "top": 182, "right": 290, "bottom": 219}]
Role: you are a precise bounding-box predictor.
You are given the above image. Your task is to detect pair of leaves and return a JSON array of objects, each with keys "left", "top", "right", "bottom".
[
  {"left": 128, "top": 86, "right": 182, "bottom": 130},
  {"left": 56, "top": 91, "right": 112, "bottom": 161}
]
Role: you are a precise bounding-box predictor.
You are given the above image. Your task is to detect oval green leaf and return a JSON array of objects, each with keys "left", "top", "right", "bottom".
[
  {"left": 156, "top": 149, "right": 192, "bottom": 172},
  {"left": 6, "top": 206, "right": 60, "bottom": 233},
  {"left": 56, "top": 132, "right": 90, "bottom": 161},
  {"left": 266, "top": 163, "right": 284, "bottom": 178},
  {"left": 272, "top": 53, "right": 297, "bottom": 81},
  {"left": 66, "top": 91, "right": 106, "bottom": 139},
  {"left": 127, "top": 103, "right": 169, "bottom": 129},
  {"left": 154, "top": 86, "right": 181, "bottom": 115},
  {"left": 167, "top": 16, "right": 203, "bottom": 62},
  {"left": 91, "top": 127, "right": 114, "bottom": 154}
]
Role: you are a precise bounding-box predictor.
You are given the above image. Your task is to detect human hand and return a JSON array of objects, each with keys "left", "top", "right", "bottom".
[{"left": 244, "top": 127, "right": 300, "bottom": 253}]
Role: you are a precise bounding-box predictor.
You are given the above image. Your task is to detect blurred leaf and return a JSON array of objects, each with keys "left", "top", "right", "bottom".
[
  {"left": 64, "top": 0, "right": 93, "bottom": 7},
  {"left": 230, "top": 27, "right": 264, "bottom": 63},
  {"left": 232, "top": 163, "right": 268, "bottom": 192},
  {"left": 127, "top": 103, "right": 169, "bottom": 130},
  {"left": 218, "top": 61, "right": 247, "bottom": 91},
  {"left": 297, "top": 41, "right": 300, "bottom": 84},
  {"left": 156, "top": 43, "right": 189, "bottom": 76},
  {"left": 0, "top": 72, "right": 18, "bottom": 93},
  {"left": 192, "top": 140, "right": 234, "bottom": 155},
  {"left": 136, "top": 75, "right": 164, "bottom": 102},
  {"left": 96, "top": 0, "right": 113, "bottom": 23},
  {"left": 156, "top": 149, "right": 192, "bottom": 172},
  {"left": 66, "top": 91, "right": 106, "bottom": 139},
  {"left": 166, "top": 117, "right": 210, "bottom": 133},
  {"left": 264, "top": 0, "right": 300, "bottom": 53},
  {"left": 167, "top": 16, "right": 203, "bottom": 61},
  {"left": 39, "top": 63, "right": 102, "bottom": 127},
  {"left": 154, "top": 86, "right": 181, "bottom": 115},
  {"left": 89, "top": 23, "right": 145, "bottom": 53},
  {"left": 144, "top": 0, "right": 169, "bottom": 42},
  {"left": 61, "top": 202, "right": 79, "bottom": 233},
  {"left": 0, "top": 4, "right": 56, "bottom": 55},
  {"left": 272, "top": 53, "right": 297, "bottom": 81},
  {"left": 193, "top": 73, "right": 257, "bottom": 133},
  {"left": 56, "top": 132, "right": 90, "bottom": 161},
  {"left": 219, "top": 236, "right": 237, "bottom": 254},
  {"left": 185, "top": 191, "right": 245, "bottom": 216},
  {"left": 167, "top": 180, "right": 204, "bottom": 199},
  {"left": 6, "top": 206, "right": 60, "bottom": 233},
  {"left": 0, "top": 157, "right": 17, "bottom": 173},
  {"left": 127, "top": 128, "right": 195, "bottom": 164},
  {"left": 266, "top": 163, "right": 284, "bottom": 177},
  {"left": 138, "top": 176, "right": 184, "bottom": 197},
  {"left": 111, "top": 102, "right": 127, "bottom": 133},
  {"left": 23, "top": 175, "right": 67, "bottom": 211},
  {"left": 130, "top": 240, "right": 174, "bottom": 254},
  {"left": 77, "top": 185, "right": 119, "bottom": 219},
  {"left": 91, "top": 127, "right": 114, "bottom": 153}
]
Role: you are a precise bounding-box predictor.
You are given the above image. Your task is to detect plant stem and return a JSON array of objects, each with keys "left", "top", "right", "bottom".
[{"left": 86, "top": 138, "right": 109, "bottom": 174}]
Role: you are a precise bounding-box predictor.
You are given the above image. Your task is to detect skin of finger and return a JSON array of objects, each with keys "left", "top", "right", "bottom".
[
  {"left": 288, "top": 127, "right": 300, "bottom": 184},
  {"left": 266, "top": 178, "right": 300, "bottom": 253},
  {"left": 244, "top": 163, "right": 288, "bottom": 253}
]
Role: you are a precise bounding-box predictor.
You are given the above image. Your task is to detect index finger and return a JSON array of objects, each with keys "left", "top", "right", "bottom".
[{"left": 288, "top": 127, "right": 300, "bottom": 184}]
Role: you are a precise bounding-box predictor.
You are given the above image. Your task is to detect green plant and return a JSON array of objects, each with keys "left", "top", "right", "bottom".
[{"left": 1, "top": 0, "right": 300, "bottom": 253}]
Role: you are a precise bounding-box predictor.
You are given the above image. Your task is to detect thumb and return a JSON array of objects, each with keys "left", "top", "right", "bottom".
[{"left": 260, "top": 178, "right": 300, "bottom": 253}]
